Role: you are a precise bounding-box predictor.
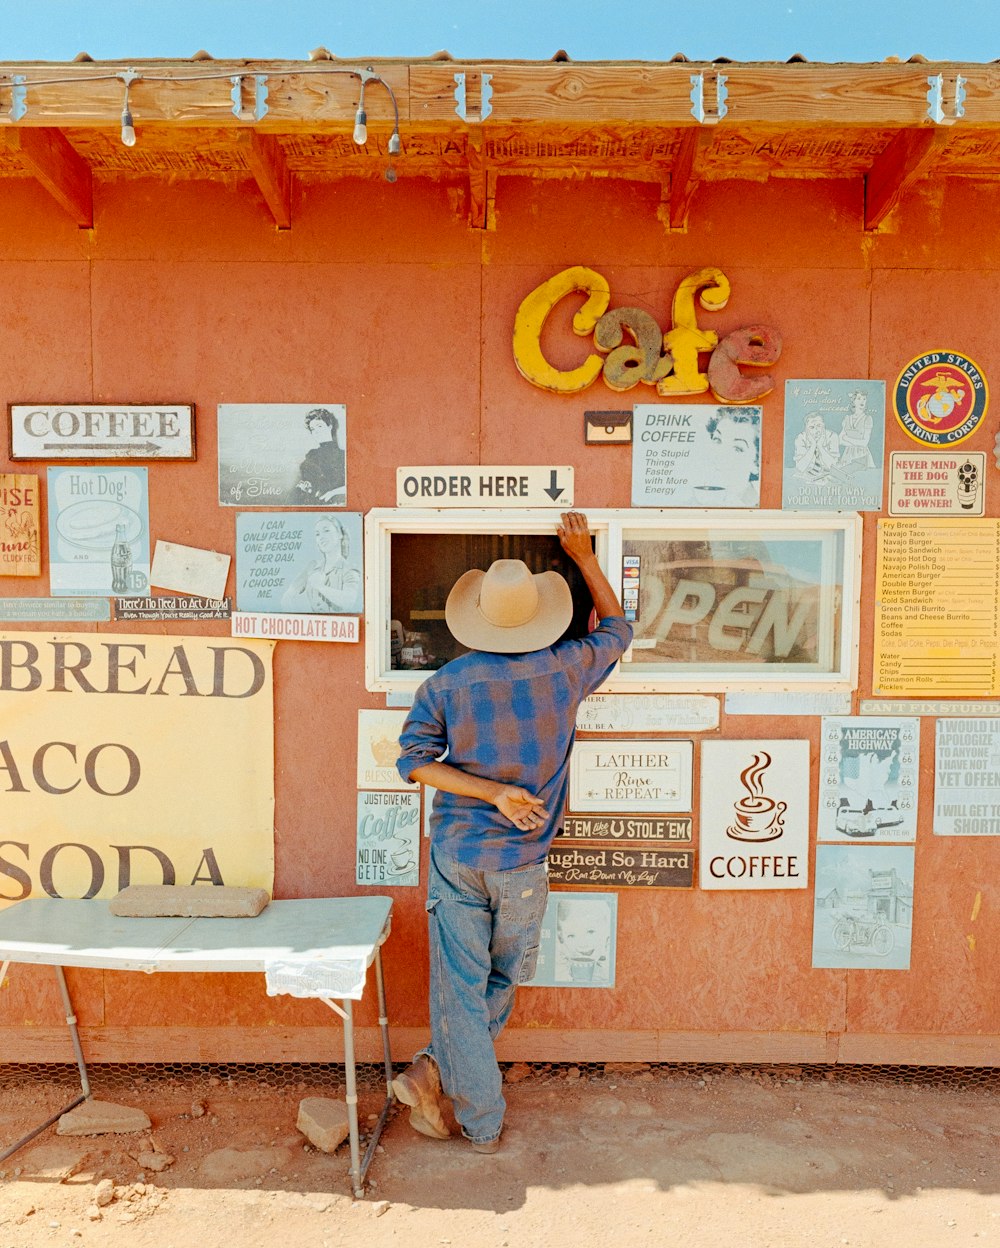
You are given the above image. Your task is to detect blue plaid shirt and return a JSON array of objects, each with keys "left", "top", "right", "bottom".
[{"left": 397, "top": 617, "right": 632, "bottom": 870}]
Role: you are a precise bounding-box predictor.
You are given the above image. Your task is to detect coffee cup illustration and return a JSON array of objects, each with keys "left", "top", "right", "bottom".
[
  {"left": 389, "top": 844, "right": 416, "bottom": 873},
  {"left": 727, "top": 751, "right": 786, "bottom": 842}
]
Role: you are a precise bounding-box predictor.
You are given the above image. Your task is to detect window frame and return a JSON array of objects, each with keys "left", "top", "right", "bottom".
[{"left": 363, "top": 508, "right": 861, "bottom": 694}]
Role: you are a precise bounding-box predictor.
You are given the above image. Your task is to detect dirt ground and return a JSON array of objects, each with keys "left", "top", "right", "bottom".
[{"left": 1, "top": 1062, "right": 998, "bottom": 1248}]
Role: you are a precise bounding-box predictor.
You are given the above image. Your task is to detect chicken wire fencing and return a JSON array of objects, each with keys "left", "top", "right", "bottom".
[{"left": 1, "top": 1060, "right": 999, "bottom": 1096}]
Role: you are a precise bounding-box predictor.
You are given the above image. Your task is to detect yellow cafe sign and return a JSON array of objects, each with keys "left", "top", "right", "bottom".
[{"left": 512, "top": 265, "right": 781, "bottom": 403}]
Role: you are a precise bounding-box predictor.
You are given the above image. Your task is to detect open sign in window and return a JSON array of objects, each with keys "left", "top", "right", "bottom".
[{"left": 612, "top": 513, "right": 860, "bottom": 691}]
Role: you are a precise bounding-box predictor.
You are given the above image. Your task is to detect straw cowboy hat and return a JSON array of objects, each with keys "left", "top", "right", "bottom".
[{"left": 445, "top": 559, "right": 573, "bottom": 653}]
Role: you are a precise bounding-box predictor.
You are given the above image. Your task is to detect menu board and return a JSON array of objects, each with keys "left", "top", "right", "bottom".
[{"left": 874, "top": 519, "right": 1000, "bottom": 697}]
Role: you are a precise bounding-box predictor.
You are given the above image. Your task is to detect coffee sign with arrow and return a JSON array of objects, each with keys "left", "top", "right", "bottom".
[
  {"left": 9, "top": 404, "right": 195, "bottom": 461},
  {"left": 396, "top": 465, "right": 573, "bottom": 507}
]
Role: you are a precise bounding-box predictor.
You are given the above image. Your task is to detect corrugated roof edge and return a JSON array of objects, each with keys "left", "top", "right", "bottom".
[{"left": 1, "top": 52, "right": 989, "bottom": 68}]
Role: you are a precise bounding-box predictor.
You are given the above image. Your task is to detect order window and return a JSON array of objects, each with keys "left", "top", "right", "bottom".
[{"left": 364, "top": 509, "right": 860, "bottom": 693}]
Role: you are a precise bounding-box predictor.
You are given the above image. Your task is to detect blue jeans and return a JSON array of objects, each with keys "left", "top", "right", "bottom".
[{"left": 421, "top": 842, "right": 548, "bottom": 1145}]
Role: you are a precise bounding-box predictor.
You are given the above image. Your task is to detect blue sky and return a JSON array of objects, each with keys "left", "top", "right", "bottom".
[{"left": 0, "top": 0, "right": 997, "bottom": 63}]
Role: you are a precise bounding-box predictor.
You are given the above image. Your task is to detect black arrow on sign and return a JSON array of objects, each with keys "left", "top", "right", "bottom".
[
  {"left": 544, "top": 470, "right": 564, "bottom": 501},
  {"left": 42, "top": 442, "right": 165, "bottom": 454}
]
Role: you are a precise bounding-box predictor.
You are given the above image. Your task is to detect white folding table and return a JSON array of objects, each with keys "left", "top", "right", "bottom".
[{"left": 0, "top": 896, "right": 394, "bottom": 1197}]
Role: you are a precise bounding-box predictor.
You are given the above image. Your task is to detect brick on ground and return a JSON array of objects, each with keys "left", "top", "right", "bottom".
[
  {"left": 57, "top": 1101, "right": 152, "bottom": 1136},
  {"left": 296, "top": 1098, "right": 350, "bottom": 1153}
]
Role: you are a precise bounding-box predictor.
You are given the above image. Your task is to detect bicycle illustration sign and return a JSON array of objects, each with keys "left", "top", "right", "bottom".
[{"left": 812, "top": 844, "right": 915, "bottom": 970}]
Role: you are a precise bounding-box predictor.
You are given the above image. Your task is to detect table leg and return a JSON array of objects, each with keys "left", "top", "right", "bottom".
[
  {"left": 374, "top": 946, "right": 394, "bottom": 1096},
  {"left": 55, "top": 965, "right": 91, "bottom": 1101},
  {"left": 352, "top": 945, "right": 395, "bottom": 1191},
  {"left": 0, "top": 964, "right": 91, "bottom": 1164},
  {"left": 341, "top": 998, "right": 364, "bottom": 1198}
]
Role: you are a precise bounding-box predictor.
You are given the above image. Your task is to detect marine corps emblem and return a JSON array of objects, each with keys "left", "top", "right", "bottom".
[{"left": 893, "top": 351, "right": 988, "bottom": 447}]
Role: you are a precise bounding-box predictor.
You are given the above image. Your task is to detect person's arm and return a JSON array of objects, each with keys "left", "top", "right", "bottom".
[
  {"left": 557, "top": 510, "right": 624, "bottom": 620},
  {"left": 408, "top": 760, "right": 548, "bottom": 831},
  {"left": 398, "top": 685, "right": 548, "bottom": 831},
  {"left": 308, "top": 565, "right": 361, "bottom": 612}
]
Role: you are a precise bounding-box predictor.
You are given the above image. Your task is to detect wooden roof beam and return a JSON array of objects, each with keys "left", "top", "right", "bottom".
[
  {"left": 668, "top": 128, "right": 711, "bottom": 230},
  {"left": 4, "top": 126, "right": 93, "bottom": 227},
  {"left": 2, "top": 60, "right": 1000, "bottom": 129},
  {"left": 236, "top": 129, "right": 291, "bottom": 229},
  {"left": 410, "top": 62, "right": 1000, "bottom": 126},
  {"left": 465, "top": 135, "right": 496, "bottom": 230},
  {"left": 864, "top": 127, "right": 949, "bottom": 230}
]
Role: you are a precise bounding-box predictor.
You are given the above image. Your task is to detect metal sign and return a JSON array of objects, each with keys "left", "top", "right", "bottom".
[
  {"left": 547, "top": 844, "right": 694, "bottom": 888},
  {"left": 396, "top": 466, "right": 573, "bottom": 507},
  {"left": 115, "top": 596, "right": 233, "bottom": 621},
  {"left": 559, "top": 815, "right": 693, "bottom": 844},
  {"left": 569, "top": 739, "right": 693, "bottom": 813},
  {"left": 892, "top": 352, "right": 988, "bottom": 448},
  {"left": 0, "top": 597, "right": 110, "bottom": 622},
  {"left": 576, "top": 694, "right": 719, "bottom": 734},
  {"left": 889, "top": 451, "right": 985, "bottom": 516},
  {"left": 10, "top": 404, "right": 195, "bottom": 461},
  {"left": 231, "top": 611, "right": 359, "bottom": 643}
]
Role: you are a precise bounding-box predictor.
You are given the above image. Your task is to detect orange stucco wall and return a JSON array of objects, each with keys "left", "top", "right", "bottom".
[{"left": 1, "top": 169, "right": 997, "bottom": 1064}]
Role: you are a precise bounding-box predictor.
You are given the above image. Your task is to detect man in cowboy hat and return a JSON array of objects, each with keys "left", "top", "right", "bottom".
[{"left": 394, "top": 511, "right": 630, "bottom": 1153}]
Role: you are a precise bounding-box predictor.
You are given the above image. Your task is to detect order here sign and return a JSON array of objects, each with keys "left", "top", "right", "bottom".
[{"left": 396, "top": 466, "right": 574, "bottom": 508}]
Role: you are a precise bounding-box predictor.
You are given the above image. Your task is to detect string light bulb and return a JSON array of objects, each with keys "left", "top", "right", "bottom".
[
  {"left": 9, "top": 65, "right": 404, "bottom": 162},
  {"left": 353, "top": 78, "right": 367, "bottom": 145},
  {"left": 119, "top": 69, "right": 138, "bottom": 147}
]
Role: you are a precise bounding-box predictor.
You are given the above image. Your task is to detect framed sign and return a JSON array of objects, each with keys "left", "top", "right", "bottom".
[
  {"left": 569, "top": 739, "right": 693, "bottom": 813},
  {"left": 10, "top": 404, "right": 195, "bottom": 461}
]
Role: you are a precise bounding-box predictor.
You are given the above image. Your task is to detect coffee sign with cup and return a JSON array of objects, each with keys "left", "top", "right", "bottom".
[
  {"left": 699, "top": 740, "right": 810, "bottom": 890},
  {"left": 355, "top": 790, "right": 420, "bottom": 888}
]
